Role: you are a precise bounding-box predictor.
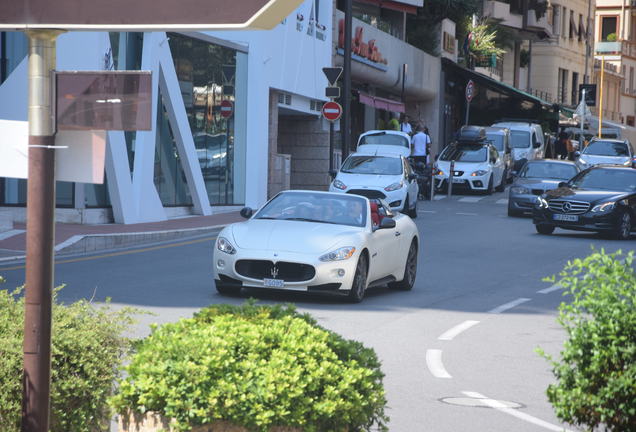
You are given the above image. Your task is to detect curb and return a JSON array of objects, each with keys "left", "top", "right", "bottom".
[{"left": 0, "top": 223, "right": 228, "bottom": 263}]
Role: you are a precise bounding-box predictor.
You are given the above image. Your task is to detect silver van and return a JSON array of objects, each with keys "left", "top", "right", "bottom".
[
  {"left": 484, "top": 127, "right": 513, "bottom": 183},
  {"left": 491, "top": 122, "right": 545, "bottom": 174}
]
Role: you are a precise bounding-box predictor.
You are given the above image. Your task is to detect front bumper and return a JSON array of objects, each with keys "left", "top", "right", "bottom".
[
  {"left": 532, "top": 207, "right": 622, "bottom": 232},
  {"left": 508, "top": 193, "right": 541, "bottom": 213},
  {"left": 328, "top": 185, "right": 408, "bottom": 211},
  {"left": 434, "top": 173, "right": 490, "bottom": 191},
  {"left": 213, "top": 248, "right": 358, "bottom": 292}
]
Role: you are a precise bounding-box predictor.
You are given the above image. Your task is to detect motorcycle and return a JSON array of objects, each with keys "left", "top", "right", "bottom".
[{"left": 408, "top": 157, "right": 432, "bottom": 200}]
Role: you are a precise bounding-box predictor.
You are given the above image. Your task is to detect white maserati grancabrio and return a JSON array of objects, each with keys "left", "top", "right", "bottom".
[{"left": 213, "top": 190, "right": 420, "bottom": 302}]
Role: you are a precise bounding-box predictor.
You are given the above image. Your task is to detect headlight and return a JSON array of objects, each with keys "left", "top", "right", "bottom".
[
  {"left": 471, "top": 170, "right": 488, "bottom": 177},
  {"left": 511, "top": 186, "right": 531, "bottom": 194},
  {"left": 535, "top": 197, "right": 549, "bottom": 209},
  {"left": 591, "top": 201, "right": 615, "bottom": 213},
  {"left": 518, "top": 152, "right": 528, "bottom": 159},
  {"left": 435, "top": 169, "right": 445, "bottom": 176},
  {"left": 384, "top": 181, "right": 403, "bottom": 191},
  {"left": 217, "top": 236, "right": 236, "bottom": 254},
  {"left": 332, "top": 179, "right": 347, "bottom": 190},
  {"left": 319, "top": 246, "right": 356, "bottom": 262}
]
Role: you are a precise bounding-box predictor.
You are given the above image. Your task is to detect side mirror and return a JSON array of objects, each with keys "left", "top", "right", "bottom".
[
  {"left": 574, "top": 151, "right": 581, "bottom": 158},
  {"left": 240, "top": 207, "right": 253, "bottom": 219},
  {"left": 408, "top": 173, "right": 417, "bottom": 181},
  {"left": 558, "top": 182, "right": 568, "bottom": 188},
  {"left": 532, "top": 141, "right": 541, "bottom": 149},
  {"left": 379, "top": 217, "right": 396, "bottom": 229}
]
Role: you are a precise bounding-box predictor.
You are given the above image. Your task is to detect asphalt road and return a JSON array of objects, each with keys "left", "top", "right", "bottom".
[{"left": 0, "top": 187, "right": 631, "bottom": 432}]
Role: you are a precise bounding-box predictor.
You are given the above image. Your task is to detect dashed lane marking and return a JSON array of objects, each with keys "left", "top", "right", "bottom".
[
  {"left": 433, "top": 195, "right": 446, "bottom": 200},
  {"left": 496, "top": 199, "right": 509, "bottom": 205},
  {"left": 458, "top": 197, "right": 484, "bottom": 203},
  {"left": 426, "top": 349, "right": 452, "bottom": 379},
  {"left": 462, "top": 392, "right": 574, "bottom": 432},
  {"left": 438, "top": 320, "right": 480, "bottom": 341},
  {"left": 456, "top": 212, "right": 478, "bottom": 216},
  {"left": 488, "top": 298, "right": 531, "bottom": 314},
  {"left": 537, "top": 284, "right": 562, "bottom": 294}
]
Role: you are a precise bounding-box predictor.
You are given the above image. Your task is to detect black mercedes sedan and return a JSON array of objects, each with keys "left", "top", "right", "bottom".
[{"left": 533, "top": 165, "right": 636, "bottom": 240}]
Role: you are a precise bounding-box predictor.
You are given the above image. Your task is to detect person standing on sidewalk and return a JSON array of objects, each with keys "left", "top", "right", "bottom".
[
  {"left": 411, "top": 125, "right": 429, "bottom": 165},
  {"left": 400, "top": 113, "right": 412, "bottom": 136}
]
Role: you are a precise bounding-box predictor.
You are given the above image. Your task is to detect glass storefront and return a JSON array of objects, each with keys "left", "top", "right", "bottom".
[{"left": 167, "top": 33, "right": 247, "bottom": 206}]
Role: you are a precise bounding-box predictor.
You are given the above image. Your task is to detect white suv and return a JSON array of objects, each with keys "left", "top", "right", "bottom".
[
  {"left": 492, "top": 122, "right": 545, "bottom": 174},
  {"left": 329, "top": 151, "right": 419, "bottom": 218}
]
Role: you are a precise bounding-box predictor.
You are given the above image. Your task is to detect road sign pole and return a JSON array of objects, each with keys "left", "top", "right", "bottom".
[
  {"left": 464, "top": 101, "right": 470, "bottom": 126},
  {"left": 329, "top": 121, "right": 335, "bottom": 173},
  {"left": 448, "top": 160, "right": 455, "bottom": 198},
  {"left": 341, "top": 0, "right": 352, "bottom": 159},
  {"left": 22, "top": 29, "right": 63, "bottom": 432}
]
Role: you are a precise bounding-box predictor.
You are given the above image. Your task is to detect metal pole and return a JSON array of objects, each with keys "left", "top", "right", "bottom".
[
  {"left": 447, "top": 160, "right": 455, "bottom": 198},
  {"left": 401, "top": 63, "right": 407, "bottom": 103},
  {"left": 580, "top": 88, "right": 586, "bottom": 145},
  {"left": 22, "top": 29, "right": 62, "bottom": 432},
  {"left": 341, "top": 0, "right": 352, "bottom": 159},
  {"left": 429, "top": 162, "right": 435, "bottom": 200},
  {"left": 464, "top": 101, "right": 470, "bottom": 126},
  {"left": 598, "top": 56, "right": 605, "bottom": 138},
  {"left": 583, "top": 0, "right": 592, "bottom": 83},
  {"left": 329, "top": 121, "right": 335, "bottom": 173}
]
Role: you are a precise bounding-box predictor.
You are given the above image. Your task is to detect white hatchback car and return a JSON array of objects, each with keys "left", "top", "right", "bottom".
[
  {"left": 434, "top": 142, "right": 506, "bottom": 194},
  {"left": 356, "top": 130, "right": 412, "bottom": 157},
  {"left": 329, "top": 151, "right": 419, "bottom": 217}
]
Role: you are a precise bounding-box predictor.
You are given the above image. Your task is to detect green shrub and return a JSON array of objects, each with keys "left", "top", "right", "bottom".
[
  {"left": 111, "top": 300, "right": 388, "bottom": 432},
  {"left": 0, "top": 285, "right": 137, "bottom": 432},
  {"left": 538, "top": 250, "right": 636, "bottom": 431}
]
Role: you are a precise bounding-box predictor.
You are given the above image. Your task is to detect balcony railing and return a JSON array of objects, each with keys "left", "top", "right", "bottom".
[{"left": 595, "top": 40, "right": 636, "bottom": 57}]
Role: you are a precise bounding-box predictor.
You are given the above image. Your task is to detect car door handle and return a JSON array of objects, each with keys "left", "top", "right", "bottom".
[{"left": 395, "top": 231, "right": 401, "bottom": 237}]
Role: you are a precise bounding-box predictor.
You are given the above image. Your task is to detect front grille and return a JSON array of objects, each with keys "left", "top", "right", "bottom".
[
  {"left": 531, "top": 189, "right": 544, "bottom": 195},
  {"left": 235, "top": 260, "right": 315, "bottom": 282},
  {"left": 347, "top": 189, "right": 386, "bottom": 199},
  {"left": 548, "top": 199, "right": 590, "bottom": 214}
]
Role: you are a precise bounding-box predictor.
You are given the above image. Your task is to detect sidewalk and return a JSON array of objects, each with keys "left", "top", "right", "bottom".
[{"left": 0, "top": 211, "right": 243, "bottom": 262}]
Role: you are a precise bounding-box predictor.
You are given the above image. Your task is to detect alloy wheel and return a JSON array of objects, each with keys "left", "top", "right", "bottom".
[{"left": 348, "top": 255, "right": 368, "bottom": 303}]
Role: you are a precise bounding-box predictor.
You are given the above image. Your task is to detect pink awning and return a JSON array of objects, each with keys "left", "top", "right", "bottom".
[{"left": 357, "top": 91, "right": 405, "bottom": 113}]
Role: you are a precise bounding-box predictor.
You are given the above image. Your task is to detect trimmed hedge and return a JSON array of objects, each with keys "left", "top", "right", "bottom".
[
  {"left": 538, "top": 250, "right": 636, "bottom": 430},
  {"left": 0, "top": 284, "right": 137, "bottom": 432},
  {"left": 111, "top": 301, "right": 388, "bottom": 432}
]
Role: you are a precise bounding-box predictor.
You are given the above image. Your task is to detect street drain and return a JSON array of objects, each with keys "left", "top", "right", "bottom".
[{"left": 439, "top": 397, "right": 523, "bottom": 409}]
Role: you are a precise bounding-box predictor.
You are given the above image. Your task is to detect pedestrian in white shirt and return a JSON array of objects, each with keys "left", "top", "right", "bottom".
[
  {"left": 411, "top": 125, "right": 430, "bottom": 165},
  {"left": 400, "top": 113, "right": 412, "bottom": 135}
]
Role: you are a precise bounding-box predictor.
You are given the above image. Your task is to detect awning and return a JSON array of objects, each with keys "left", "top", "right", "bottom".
[{"left": 358, "top": 91, "right": 405, "bottom": 113}]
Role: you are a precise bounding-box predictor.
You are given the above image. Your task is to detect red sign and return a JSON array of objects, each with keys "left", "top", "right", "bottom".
[
  {"left": 322, "top": 101, "right": 342, "bottom": 122},
  {"left": 466, "top": 80, "right": 475, "bottom": 102},
  {"left": 220, "top": 100, "right": 234, "bottom": 118}
]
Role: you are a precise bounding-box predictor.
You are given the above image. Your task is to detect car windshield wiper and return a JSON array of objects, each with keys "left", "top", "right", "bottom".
[
  {"left": 255, "top": 216, "right": 279, "bottom": 220},
  {"left": 284, "top": 217, "right": 338, "bottom": 224}
]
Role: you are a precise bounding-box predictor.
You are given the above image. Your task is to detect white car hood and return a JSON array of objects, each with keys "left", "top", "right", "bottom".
[
  {"left": 337, "top": 172, "right": 402, "bottom": 189},
  {"left": 436, "top": 160, "right": 489, "bottom": 173},
  {"left": 356, "top": 144, "right": 410, "bottom": 158},
  {"left": 579, "top": 154, "right": 631, "bottom": 166},
  {"left": 511, "top": 147, "right": 531, "bottom": 160},
  {"left": 231, "top": 219, "right": 360, "bottom": 254}
]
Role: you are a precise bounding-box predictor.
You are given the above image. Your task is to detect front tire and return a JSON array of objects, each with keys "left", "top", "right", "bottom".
[
  {"left": 485, "top": 175, "right": 494, "bottom": 195},
  {"left": 535, "top": 224, "right": 555, "bottom": 235},
  {"left": 495, "top": 171, "right": 506, "bottom": 192},
  {"left": 408, "top": 196, "right": 417, "bottom": 218},
  {"left": 612, "top": 210, "right": 632, "bottom": 240},
  {"left": 347, "top": 254, "right": 368, "bottom": 303},
  {"left": 389, "top": 240, "right": 418, "bottom": 291}
]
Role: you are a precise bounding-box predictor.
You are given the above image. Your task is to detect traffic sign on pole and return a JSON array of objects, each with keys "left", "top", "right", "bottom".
[
  {"left": 465, "top": 80, "right": 475, "bottom": 102},
  {"left": 322, "top": 67, "right": 343, "bottom": 85},
  {"left": 220, "top": 100, "right": 233, "bottom": 118},
  {"left": 322, "top": 101, "right": 342, "bottom": 122}
]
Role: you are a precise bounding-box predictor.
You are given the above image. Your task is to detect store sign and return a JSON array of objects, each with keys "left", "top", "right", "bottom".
[{"left": 337, "top": 19, "right": 388, "bottom": 71}]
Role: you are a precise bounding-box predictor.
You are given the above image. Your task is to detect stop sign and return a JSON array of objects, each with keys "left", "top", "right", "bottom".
[
  {"left": 220, "top": 100, "right": 233, "bottom": 118},
  {"left": 322, "top": 101, "right": 342, "bottom": 122}
]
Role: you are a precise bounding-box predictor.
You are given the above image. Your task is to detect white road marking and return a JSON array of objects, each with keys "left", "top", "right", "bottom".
[
  {"left": 496, "top": 199, "right": 509, "bottom": 205},
  {"left": 417, "top": 210, "right": 437, "bottom": 214},
  {"left": 488, "top": 297, "right": 531, "bottom": 314},
  {"left": 426, "top": 349, "right": 452, "bottom": 379},
  {"left": 0, "top": 229, "right": 25, "bottom": 241},
  {"left": 438, "top": 320, "right": 480, "bottom": 341},
  {"left": 456, "top": 212, "right": 478, "bottom": 216},
  {"left": 458, "top": 196, "right": 484, "bottom": 203},
  {"left": 537, "top": 284, "right": 562, "bottom": 294},
  {"left": 434, "top": 195, "right": 446, "bottom": 200},
  {"left": 462, "top": 391, "right": 574, "bottom": 432}
]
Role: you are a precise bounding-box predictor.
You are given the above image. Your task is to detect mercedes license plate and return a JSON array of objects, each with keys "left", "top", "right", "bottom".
[
  {"left": 263, "top": 278, "right": 284, "bottom": 288},
  {"left": 452, "top": 178, "right": 465, "bottom": 184},
  {"left": 553, "top": 214, "right": 578, "bottom": 222}
]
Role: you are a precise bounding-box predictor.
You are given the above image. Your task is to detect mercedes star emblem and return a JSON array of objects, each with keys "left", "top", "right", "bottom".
[{"left": 562, "top": 202, "right": 571, "bottom": 213}]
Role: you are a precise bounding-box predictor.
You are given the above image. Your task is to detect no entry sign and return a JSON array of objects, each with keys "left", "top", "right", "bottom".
[
  {"left": 465, "top": 80, "right": 475, "bottom": 102},
  {"left": 322, "top": 101, "right": 342, "bottom": 122},
  {"left": 220, "top": 100, "right": 233, "bottom": 118}
]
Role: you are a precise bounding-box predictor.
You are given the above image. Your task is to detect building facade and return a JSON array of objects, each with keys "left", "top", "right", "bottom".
[{"left": 0, "top": 0, "right": 333, "bottom": 225}]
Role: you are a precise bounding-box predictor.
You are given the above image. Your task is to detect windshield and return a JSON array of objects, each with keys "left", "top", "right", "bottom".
[
  {"left": 255, "top": 192, "right": 368, "bottom": 227},
  {"left": 582, "top": 141, "right": 629, "bottom": 157},
  {"left": 440, "top": 144, "right": 487, "bottom": 162},
  {"left": 358, "top": 132, "right": 410, "bottom": 148},
  {"left": 341, "top": 155, "right": 403, "bottom": 175},
  {"left": 570, "top": 168, "right": 636, "bottom": 192},
  {"left": 520, "top": 162, "right": 578, "bottom": 180},
  {"left": 485, "top": 134, "right": 504, "bottom": 152},
  {"left": 509, "top": 130, "right": 530, "bottom": 149}
]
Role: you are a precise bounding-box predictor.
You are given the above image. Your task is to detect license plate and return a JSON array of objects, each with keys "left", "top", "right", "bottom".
[
  {"left": 553, "top": 214, "right": 578, "bottom": 222},
  {"left": 452, "top": 178, "right": 465, "bottom": 184},
  {"left": 263, "top": 278, "right": 284, "bottom": 288}
]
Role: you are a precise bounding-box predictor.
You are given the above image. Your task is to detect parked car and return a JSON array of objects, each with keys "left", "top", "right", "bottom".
[
  {"left": 434, "top": 140, "right": 506, "bottom": 194},
  {"left": 329, "top": 151, "right": 419, "bottom": 217},
  {"left": 213, "top": 190, "right": 420, "bottom": 302},
  {"left": 533, "top": 165, "right": 636, "bottom": 239},
  {"left": 484, "top": 126, "right": 513, "bottom": 183},
  {"left": 492, "top": 121, "right": 545, "bottom": 173},
  {"left": 575, "top": 138, "right": 634, "bottom": 170},
  {"left": 507, "top": 160, "right": 580, "bottom": 217},
  {"left": 356, "top": 130, "right": 412, "bottom": 157}
]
